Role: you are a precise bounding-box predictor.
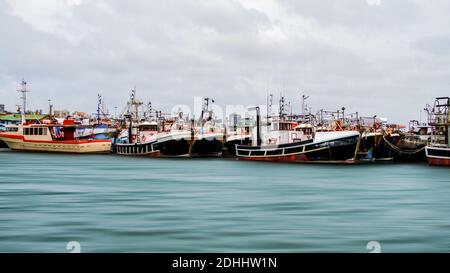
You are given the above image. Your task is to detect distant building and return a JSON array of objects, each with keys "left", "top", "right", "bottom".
[
  {"left": 72, "top": 111, "right": 88, "bottom": 119},
  {"left": 0, "top": 113, "right": 47, "bottom": 125},
  {"left": 53, "top": 110, "right": 70, "bottom": 118},
  {"left": 0, "top": 104, "right": 5, "bottom": 113}
]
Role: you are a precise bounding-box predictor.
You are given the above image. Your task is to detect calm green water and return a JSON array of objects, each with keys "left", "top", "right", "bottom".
[{"left": 0, "top": 149, "right": 449, "bottom": 252}]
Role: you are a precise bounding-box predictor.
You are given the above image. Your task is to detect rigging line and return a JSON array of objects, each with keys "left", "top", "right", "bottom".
[{"left": 382, "top": 135, "right": 426, "bottom": 154}]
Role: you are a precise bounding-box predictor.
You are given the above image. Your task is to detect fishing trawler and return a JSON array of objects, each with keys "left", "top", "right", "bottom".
[
  {"left": 224, "top": 115, "right": 252, "bottom": 156},
  {"left": 116, "top": 119, "right": 160, "bottom": 156},
  {"left": 190, "top": 98, "right": 224, "bottom": 157},
  {"left": 315, "top": 112, "right": 398, "bottom": 162},
  {"left": 224, "top": 131, "right": 252, "bottom": 156},
  {"left": 387, "top": 120, "right": 429, "bottom": 162},
  {"left": 155, "top": 112, "right": 192, "bottom": 157},
  {"left": 359, "top": 127, "right": 399, "bottom": 162},
  {"left": 425, "top": 97, "right": 450, "bottom": 166},
  {"left": 114, "top": 89, "right": 160, "bottom": 156},
  {"left": 315, "top": 109, "right": 407, "bottom": 162},
  {"left": 235, "top": 106, "right": 360, "bottom": 163},
  {"left": 191, "top": 122, "right": 224, "bottom": 157}
]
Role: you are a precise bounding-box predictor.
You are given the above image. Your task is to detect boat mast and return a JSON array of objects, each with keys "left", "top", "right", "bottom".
[
  {"left": 146, "top": 102, "right": 152, "bottom": 120},
  {"left": 97, "top": 94, "right": 102, "bottom": 124},
  {"left": 127, "top": 87, "right": 143, "bottom": 122},
  {"left": 279, "top": 95, "right": 286, "bottom": 120},
  {"left": 267, "top": 93, "right": 273, "bottom": 122},
  {"left": 201, "top": 97, "right": 215, "bottom": 126},
  {"left": 48, "top": 99, "right": 53, "bottom": 120},
  {"left": 17, "top": 78, "right": 30, "bottom": 125},
  {"left": 301, "top": 94, "right": 309, "bottom": 124}
]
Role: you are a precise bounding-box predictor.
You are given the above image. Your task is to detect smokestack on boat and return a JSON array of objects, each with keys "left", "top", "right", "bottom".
[{"left": 248, "top": 106, "right": 261, "bottom": 146}]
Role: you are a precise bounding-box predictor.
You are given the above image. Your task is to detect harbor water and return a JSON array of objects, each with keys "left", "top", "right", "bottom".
[{"left": 0, "top": 150, "right": 449, "bottom": 252}]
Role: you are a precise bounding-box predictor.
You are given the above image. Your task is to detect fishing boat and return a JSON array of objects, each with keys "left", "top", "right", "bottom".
[
  {"left": 0, "top": 120, "right": 112, "bottom": 153},
  {"left": 191, "top": 122, "right": 224, "bottom": 157},
  {"left": 224, "top": 130, "right": 252, "bottom": 156},
  {"left": 386, "top": 121, "right": 429, "bottom": 162},
  {"left": 235, "top": 107, "right": 360, "bottom": 163},
  {"left": 75, "top": 94, "right": 118, "bottom": 140},
  {"left": 223, "top": 115, "right": 252, "bottom": 156},
  {"left": 116, "top": 120, "right": 159, "bottom": 156},
  {"left": 155, "top": 112, "right": 194, "bottom": 157},
  {"left": 0, "top": 79, "right": 111, "bottom": 153},
  {"left": 425, "top": 97, "right": 450, "bottom": 166},
  {"left": 359, "top": 131, "right": 398, "bottom": 161},
  {"left": 189, "top": 98, "right": 224, "bottom": 157},
  {"left": 113, "top": 89, "right": 162, "bottom": 156}
]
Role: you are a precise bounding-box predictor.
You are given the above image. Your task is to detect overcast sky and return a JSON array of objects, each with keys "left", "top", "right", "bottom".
[{"left": 1, "top": 0, "right": 449, "bottom": 124}]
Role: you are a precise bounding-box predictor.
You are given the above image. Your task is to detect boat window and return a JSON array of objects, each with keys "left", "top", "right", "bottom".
[
  {"left": 6, "top": 127, "right": 18, "bottom": 132},
  {"left": 43, "top": 128, "right": 47, "bottom": 135},
  {"left": 38, "top": 128, "right": 43, "bottom": 135},
  {"left": 279, "top": 123, "right": 292, "bottom": 131}
]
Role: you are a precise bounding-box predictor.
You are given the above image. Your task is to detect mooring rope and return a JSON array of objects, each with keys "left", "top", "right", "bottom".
[{"left": 382, "top": 135, "right": 426, "bottom": 155}]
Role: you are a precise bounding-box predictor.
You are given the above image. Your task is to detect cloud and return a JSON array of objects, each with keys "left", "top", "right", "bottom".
[{"left": 0, "top": 0, "right": 449, "bottom": 124}]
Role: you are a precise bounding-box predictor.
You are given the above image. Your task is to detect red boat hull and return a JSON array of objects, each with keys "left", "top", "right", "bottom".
[
  {"left": 239, "top": 154, "right": 308, "bottom": 162},
  {"left": 427, "top": 157, "right": 450, "bottom": 166},
  {"left": 238, "top": 154, "right": 359, "bottom": 164}
]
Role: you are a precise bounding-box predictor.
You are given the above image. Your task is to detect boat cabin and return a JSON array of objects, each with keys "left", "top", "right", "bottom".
[
  {"left": 261, "top": 120, "right": 301, "bottom": 145},
  {"left": 138, "top": 122, "right": 158, "bottom": 132},
  {"left": 2, "top": 118, "right": 79, "bottom": 142},
  {"left": 293, "top": 124, "right": 315, "bottom": 141}
]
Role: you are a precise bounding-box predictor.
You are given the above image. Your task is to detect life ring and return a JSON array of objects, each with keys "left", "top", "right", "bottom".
[{"left": 142, "top": 135, "right": 146, "bottom": 142}]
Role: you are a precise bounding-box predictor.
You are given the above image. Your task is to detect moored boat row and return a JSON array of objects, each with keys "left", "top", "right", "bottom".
[{"left": 0, "top": 79, "right": 448, "bottom": 166}]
